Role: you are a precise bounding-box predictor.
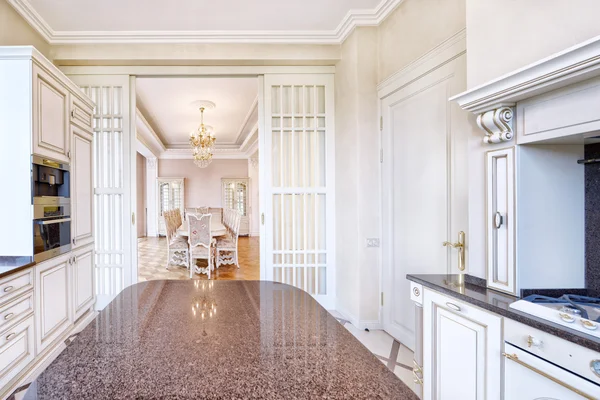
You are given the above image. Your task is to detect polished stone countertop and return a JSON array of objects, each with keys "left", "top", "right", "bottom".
[
  {"left": 0, "top": 256, "right": 35, "bottom": 279},
  {"left": 407, "top": 274, "right": 600, "bottom": 352},
  {"left": 24, "top": 280, "right": 417, "bottom": 400}
]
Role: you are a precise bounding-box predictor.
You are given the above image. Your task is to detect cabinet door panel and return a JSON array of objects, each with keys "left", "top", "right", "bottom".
[
  {"left": 73, "top": 246, "right": 94, "bottom": 320},
  {"left": 32, "top": 64, "right": 70, "bottom": 162},
  {"left": 71, "top": 127, "right": 94, "bottom": 248},
  {"left": 423, "top": 289, "right": 502, "bottom": 400},
  {"left": 36, "top": 256, "right": 72, "bottom": 352},
  {"left": 486, "top": 148, "right": 516, "bottom": 294},
  {"left": 0, "top": 316, "right": 35, "bottom": 389}
]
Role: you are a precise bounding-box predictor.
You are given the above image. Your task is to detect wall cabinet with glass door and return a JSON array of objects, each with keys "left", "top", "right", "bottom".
[
  {"left": 222, "top": 178, "right": 249, "bottom": 236},
  {"left": 157, "top": 178, "right": 185, "bottom": 236}
]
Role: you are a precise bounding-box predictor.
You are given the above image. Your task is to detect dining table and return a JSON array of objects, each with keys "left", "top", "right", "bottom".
[
  {"left": 23, "top": 280, "right": 417, "bottom": 399},
  {"left": 177, "top": 214, "right": 227, "bottom": 237}
]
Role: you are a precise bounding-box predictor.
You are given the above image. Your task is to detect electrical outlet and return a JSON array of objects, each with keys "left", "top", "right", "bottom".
[{"left": 366, "top": 238, "right": 380, "bottom": 248}]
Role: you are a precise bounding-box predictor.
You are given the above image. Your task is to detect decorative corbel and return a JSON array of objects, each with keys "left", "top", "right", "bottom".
[{"left": 476, "top": 107, "right": 515, "bottom": 144}]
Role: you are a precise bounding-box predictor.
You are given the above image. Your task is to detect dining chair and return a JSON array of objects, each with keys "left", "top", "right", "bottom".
[
  {"left": 188, "top": 213, "right": 216, "bottom": 279},
  {"left": 164, "top": 209, "right": 189, "bottom": 269},
  {"left": 216, "top": 209, "right": 241, "bottom": 269}
]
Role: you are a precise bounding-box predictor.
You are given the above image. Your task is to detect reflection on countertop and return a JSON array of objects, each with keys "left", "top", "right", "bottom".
[
  {"left": 0, "top": 256, "right": 35, "bottom": 279},
  {"left": 24, "top": 280, "right": 418, "bottom": 400},
  {"left": 407, "top": 273, "right": 600, "bottom": 352}
]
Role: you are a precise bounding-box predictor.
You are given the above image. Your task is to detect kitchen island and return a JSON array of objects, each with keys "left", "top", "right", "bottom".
[{"left": 24, "top": 280, "right": 416, "bottom": 399}]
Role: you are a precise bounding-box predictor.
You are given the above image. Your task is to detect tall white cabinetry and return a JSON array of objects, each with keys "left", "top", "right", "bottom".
[{"left": 0, "top": 46, "right": 96, "bottom": 399}]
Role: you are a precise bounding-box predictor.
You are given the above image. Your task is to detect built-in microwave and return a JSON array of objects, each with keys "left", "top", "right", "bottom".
[{"left": 32, "top": 155, "right": 70, "bottom": 201}]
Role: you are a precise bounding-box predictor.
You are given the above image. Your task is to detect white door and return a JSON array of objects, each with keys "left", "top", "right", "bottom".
[
  {"left": 381, "top": 54, "right": 469, "bottom": 348},
  {"left": 68, "top": 75, "right": 135, "bottom": 309},
  {"left": 259, "top": 74, "right": 336, "bottom": 309}
]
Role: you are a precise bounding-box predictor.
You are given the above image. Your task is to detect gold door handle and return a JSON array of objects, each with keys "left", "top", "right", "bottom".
[{"left": 443, "top": 231, "right": 466, "bottom": 272}]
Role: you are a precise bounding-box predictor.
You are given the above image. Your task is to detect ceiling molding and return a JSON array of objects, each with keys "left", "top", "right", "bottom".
[
  {"left": 8, "top": 0, "right": 403, "bottom": 45},
  {"left": 136, "top": 108, "right": 167, "bottom": 153},
  {"left": 233, "top": 96, "right": 258, "bottom": 145}
]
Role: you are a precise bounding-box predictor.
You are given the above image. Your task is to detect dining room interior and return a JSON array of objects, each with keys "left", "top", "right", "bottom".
[{"left": 133, "top": 76, "right": 261, "bottom": 282}]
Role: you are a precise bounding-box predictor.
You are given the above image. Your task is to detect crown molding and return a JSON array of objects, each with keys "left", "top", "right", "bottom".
[
  {"left": 234, "top": 96, "right": 259, "bottom": 145},
  {"left": 8, "top": 0, "right": 403, "bottom": 45},
  {"left": 135, "top": 108, "right": 167, "bottom": 153}
]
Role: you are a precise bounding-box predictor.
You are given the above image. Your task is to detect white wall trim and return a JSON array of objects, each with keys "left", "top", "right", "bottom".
[
  {"left": 8, "top": 0, "right": 403, "bottom": 44},
  {"left": 334, "top": 306, "right": 360, "bottom": 329},
  {"left": 59, "top": 65, "right": 336, "bottom": 76},
  {"left": 136, "top": 108, "right": 166, "bottom": 154},
  {"left": 377, "top": 29, "right": 466, "bottom": 99},
  {"left": 232, "top": 96, "right": 258, "bottom": 145},
  {"left": 450, "top": 32, "right": 600, "bottom": 113}
]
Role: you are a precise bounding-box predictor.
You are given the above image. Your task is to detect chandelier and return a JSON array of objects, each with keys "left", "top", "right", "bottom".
[{"left": 190, "top": 106, "right": 216, "bottom": 168}]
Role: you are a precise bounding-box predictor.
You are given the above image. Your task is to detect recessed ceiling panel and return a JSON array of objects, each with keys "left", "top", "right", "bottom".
[
  {"left": 136, "top": 77, "right": 258, "bottom": 146},
  {"left": 28, "top": 0, "right": 381, "bottom": 32}
]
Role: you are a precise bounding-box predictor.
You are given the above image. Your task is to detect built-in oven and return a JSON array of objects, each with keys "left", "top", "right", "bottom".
[
  {"left": 504, "top": 342, "right": 600, "bottom": 399},
  {"left": 31, "top": 155, "right": 71, "bottom": 262}
]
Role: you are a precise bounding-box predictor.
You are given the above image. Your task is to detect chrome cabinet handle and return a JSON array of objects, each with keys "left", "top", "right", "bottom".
[
  {"left": 494, "top": 212, "right": 503, "bottom": 229},
  {"left": 4, "top": 313, "right": 14, "bottom": 321},
  {"left": 446, "top": 302, "right": 461, "bottom": 312},
  {"left": 3, "top": 286, "right": 14, "bottom": 293},
  {"left": 5, "top": 333, "right": 15, "bottom": 341}
]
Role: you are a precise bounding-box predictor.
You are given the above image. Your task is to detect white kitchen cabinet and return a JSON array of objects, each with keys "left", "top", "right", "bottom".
[
  {"left": 222, "top": 178, "right": 249, "bottom": 236},
  {"left": 423, "top": 289, "right": 502, "bottom": 400},
  {"left": 71, "top": 125, "right": 94, "bottom": 249},
  {"left": 71, "top": 245, "right": 95, "bottom": 321},
  {"left": 35, "top": 254, "right": 72, "bottom": 353},
  {"left": 0, "top": 315, "right": 35, "bottom": 390},
  {"left": 486, "top": 147, "right": 516, "bottom": 294},
  {"left": 32, "top": 63, "right": 70, "bottom": 163}
]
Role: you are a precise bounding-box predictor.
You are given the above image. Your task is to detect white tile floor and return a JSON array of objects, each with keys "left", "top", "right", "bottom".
[{"left": 329, "top": 310, "right": 416, "bottom": 392}]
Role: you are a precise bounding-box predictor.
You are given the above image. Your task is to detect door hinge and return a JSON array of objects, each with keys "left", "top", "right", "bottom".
[
  {"left": 261, "top": 213, "right": 264, "bottom": 225},
  {"left": 132, "top": 212, "right": 135, "bottom": 225},
  {"left": 380, "top": 116, "right": 383, "bottom": 131},
  {"left": 380, "top": 149, "right": 383, "bottom": 163},
  {"left": 381, "top": 292, "right": 384, "bottom": 306}
]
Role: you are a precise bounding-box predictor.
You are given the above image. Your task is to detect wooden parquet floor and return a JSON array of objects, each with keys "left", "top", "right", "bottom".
[{"left": 137, "top": 236, "right": 260, "bottom": 282}]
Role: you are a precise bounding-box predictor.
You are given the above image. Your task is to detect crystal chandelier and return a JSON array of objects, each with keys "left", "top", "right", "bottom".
[{"left": 190, "top": 106, "right": 216, "bottom": 168}]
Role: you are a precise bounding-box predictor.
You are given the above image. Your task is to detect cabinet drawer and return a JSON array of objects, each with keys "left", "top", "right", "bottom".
[
  {"left": 70, "top": 95, "right": 93, "bottom": 132},
  {"left": 0, "top": 293, "right": 33, "bottom": 332},
  {"left": 505, "top": 318, "right": 600, "bottom": 385},
  {"left": 0, "top": 269, "right": 33, "bottom": 306},
  {"left": 0, "top": 315, "right": 35, "bottom": 389}
]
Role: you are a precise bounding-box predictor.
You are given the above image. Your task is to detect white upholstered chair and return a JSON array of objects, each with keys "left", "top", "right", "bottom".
[
  {"left": 188, "top": 213, "right": 216, "bottom": 279},
  {"left": 216, "top": 209, "right": 241, "bottom": 269},
  {"left": 164, "top": 209, "right": 189, "bottom": 269}
]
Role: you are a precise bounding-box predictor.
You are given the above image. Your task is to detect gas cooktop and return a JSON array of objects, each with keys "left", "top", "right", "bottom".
[{"left": 510, "top": 294, "right": 600, "bottom": 338}]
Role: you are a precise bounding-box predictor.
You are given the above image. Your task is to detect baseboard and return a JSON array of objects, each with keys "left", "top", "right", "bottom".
[
  {"left": 358, "top": 320, "right": 383, "bottom": 330},
  {"left": 249, "top": 230, "right": 260, "bottom": 237},
  {"left": 334, "top": 305, "right": 359, "bottom": 328}
]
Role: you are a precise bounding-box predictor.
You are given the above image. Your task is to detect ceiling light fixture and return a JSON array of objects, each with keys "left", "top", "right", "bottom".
[{"left": 190, "top": 102, "right": 216, "bottom": 168}]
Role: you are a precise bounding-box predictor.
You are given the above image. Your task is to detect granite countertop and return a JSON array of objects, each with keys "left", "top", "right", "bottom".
[
  {"left": 0, "top": 256, "right": 35, "bottom": 279},
  {"left": 407, "top": 274, "right": 600, "bottom": 352},
  {"left": 24, "top": 280, "right": 417, "bottom": 400}
]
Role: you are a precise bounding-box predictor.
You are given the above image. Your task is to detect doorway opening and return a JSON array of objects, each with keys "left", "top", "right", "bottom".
[{"left": 133, "top": 76, "right": 261, "bottom": 282}]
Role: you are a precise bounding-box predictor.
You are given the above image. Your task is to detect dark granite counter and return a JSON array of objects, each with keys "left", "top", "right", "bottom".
[
  {"left": 407, "top": 274, "right": 600, "bottom": 353},
  {"left": 0, "top": 256, "right": 35, "bottom": 279},
  {"left": 24, "top": 280, "right": 417, "bottom": 400}
]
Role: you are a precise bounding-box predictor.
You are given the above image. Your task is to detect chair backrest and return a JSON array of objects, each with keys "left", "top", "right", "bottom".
[
  {"left": 188, "top": 213, "right": 212, "bottom": 249},
  {"left": 197, "top": 206, "right": 209, "bottom": 215}
]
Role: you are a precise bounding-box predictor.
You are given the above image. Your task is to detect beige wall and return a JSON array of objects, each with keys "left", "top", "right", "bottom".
[
  {"left": 378, "top": 0, "right": 466, "bottom": 82},
  {"left": 466, "top": 0, "right": 600, "bottom": 88},
  {"left": 158, "top": 159, "right": 248, "bottom": 208},
  {"left": 51, "top": 43, "right": 340, "bottom": 66},
  {"left": 0, "top": 0, "right": 51, "bottom": 58},
  {"left": 136, "top": 152, "right": 147, "bottom": 237}
]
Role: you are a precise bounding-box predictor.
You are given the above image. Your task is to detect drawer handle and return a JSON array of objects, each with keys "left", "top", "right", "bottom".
[
  {"left": 5, "top": 333, "right": 15, "bottom": 341},
  {"left": 446, "top": 302, "right": 461, "bottom": 311},
  {"left": 527, "top": 335, "right": 542, "bottom": 348},
  {"left": 3, "top": 286, "right": 14, "bottom": 293},
  {"left": 4, "top": 313, "right": 14, "bottom": 321}
]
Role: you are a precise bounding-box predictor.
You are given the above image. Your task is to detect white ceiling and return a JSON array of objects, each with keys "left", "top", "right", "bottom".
[
  {"left": 136, "top": 77, "right": 258, "bottom": 147},
  {"left": 27, "top": 0, "right": 380, "bottom": 31},
  {"left": 9, "top": 0, "right": 400, "bottom": 43}
]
